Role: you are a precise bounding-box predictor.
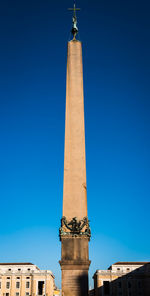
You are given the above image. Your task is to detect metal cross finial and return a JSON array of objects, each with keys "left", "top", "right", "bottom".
[{"left": 68, "top": 1, "right": 80, "bottom": 40}]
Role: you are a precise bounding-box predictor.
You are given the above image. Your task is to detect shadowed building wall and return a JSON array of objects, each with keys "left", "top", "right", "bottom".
[{"left": 93, "top": 262, "right": 150, "bottom": 296}]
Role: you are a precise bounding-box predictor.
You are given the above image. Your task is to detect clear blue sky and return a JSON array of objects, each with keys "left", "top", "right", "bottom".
[{"left": 0, "top": 0, "right": 150, "bottom": 288}]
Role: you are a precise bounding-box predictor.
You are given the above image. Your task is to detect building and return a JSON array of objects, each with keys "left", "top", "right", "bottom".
[
  {"left": 0, "top": 263, "right": 55, "bottom": 296},
  {"left": 53, "top": 289, "right": 61, "bottom": 296},
  {"left": 59, "top": 3, "right": 91, "bottom": 296},
  {"left": 93, "top": 262, "right": 150, "bottom": 296}
]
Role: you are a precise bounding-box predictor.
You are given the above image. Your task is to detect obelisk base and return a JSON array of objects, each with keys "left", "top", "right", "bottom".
[{"left": 60, "top": 237, "right": 90, "bottom": 296}]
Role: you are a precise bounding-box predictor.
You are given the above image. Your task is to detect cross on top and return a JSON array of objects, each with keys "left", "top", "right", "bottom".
[
  {"left": 68, "top": 2, "right": 80, "bottom": 16},
  {"left": 68, "top": 1, "right": 80, "bottom": 40}
]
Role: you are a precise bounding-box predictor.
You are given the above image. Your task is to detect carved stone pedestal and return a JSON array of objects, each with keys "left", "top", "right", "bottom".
[{"left": 60, "top": 237, "right": 91, "bottom": 296}]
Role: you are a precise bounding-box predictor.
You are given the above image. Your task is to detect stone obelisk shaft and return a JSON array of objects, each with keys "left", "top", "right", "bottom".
[
  {"left": 63, "top": 40, "right": 87, "bottom": 221},
  {"left": 60, "top": 40, "right": 90, "bottom": 296}
]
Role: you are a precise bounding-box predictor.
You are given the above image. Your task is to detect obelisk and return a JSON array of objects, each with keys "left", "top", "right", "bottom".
[{"left": 59, "top": 4, "right": 91, "bottom": 296}]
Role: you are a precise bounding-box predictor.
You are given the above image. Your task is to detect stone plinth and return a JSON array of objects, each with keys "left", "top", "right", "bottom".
[{"left": 60, "top": 237, "right": 90, "bottom": 296}]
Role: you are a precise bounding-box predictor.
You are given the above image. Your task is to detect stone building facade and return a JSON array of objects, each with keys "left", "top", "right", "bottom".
[
  {"left": 0, "top": 263, "right": 55, "bottom": 296},
  {"left": 93, "top": 262, "right": 150, "bottom": 296}
]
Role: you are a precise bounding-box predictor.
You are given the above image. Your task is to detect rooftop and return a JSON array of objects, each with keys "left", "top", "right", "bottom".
[
  {"left": 0, "top": 263, "right": 34, "bottom": 265},
  {"left": 113, "top": 262, "right": 149, "bottom": 265}
]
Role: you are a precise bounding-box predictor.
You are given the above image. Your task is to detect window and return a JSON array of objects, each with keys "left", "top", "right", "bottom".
[
  {"left": 17, "top": 277, "right": 20, "bottom": 279},
  {"left": 26, "top": 277, "right": 30, "bottom": 279},
  {"left": 6, "top": 282, "right": 10, "bottom": 289},
  {"left": 8, "top": 269, "right": 11, "bottom": 271},
  {"left": 0, "top": 282, "right": 1, "bottom": 289},
  {"left": 6, "top": 293, "right": 9, "bottom": 296},
  {"left": 16, "top": 282, "right": 20, "bottom": 289},
  {"left": 127, "top": 268, "right": 130, "bottom": 271},
  {"left": 18, "top": 269, "right": 21, "bottom": 271},
  {"left": 16, "top": 293, "right": 19, "bottom": 296},
  {"left": 128, "top": 282, "right": 131, "bottom": 289},
  {"left": 38, "top": 281, "right": 44, "bottom": 295},
  {"left": 27, "top": 269, "right": 30, "bottom": 271},
  {"left": 138, "top": 281, "right": 142, "bottom": 288},
  {"left": 7, "top": 277, "right": 10, "bottom": 279},
  {"left": 26, "top": 282, "right": 30, "bottom": 289},
  {"left": 26, "top": 293, "right": 29, "bottom": 296},
  {"left": 103, "top": 281, "right": 110, "bottom": 295},
  {"left": 117, "top": 268, "right": 120, "bottom": 271},
  {"left": 118, "top": 281, "right": 122, "bottom": 289}
]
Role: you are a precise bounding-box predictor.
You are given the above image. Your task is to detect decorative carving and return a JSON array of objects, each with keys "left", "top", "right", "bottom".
[
  {"left": 68, "top": 3, "right": 80, "bottom": 40},
  {"left": 59, "top": 216, "right": 91, "bottom": 239}
]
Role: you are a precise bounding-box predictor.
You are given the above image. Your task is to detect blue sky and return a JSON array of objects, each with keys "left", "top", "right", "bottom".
[{"left": 0, "top": 0, "right": 150, "bottom": 288}]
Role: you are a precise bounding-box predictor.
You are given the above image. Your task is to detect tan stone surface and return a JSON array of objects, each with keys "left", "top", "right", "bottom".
[
  {"left": 61, "top": 237, "right": 89, "bottom": 262},
  {"left": 60, "top": 237, "right": 90, "bottom": 296},
  {"left": 62, "top": 269, "right": 88, "bottom": 296},
  {"left": 63, "top": 40, "right": 87, "bottom": 220}
]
